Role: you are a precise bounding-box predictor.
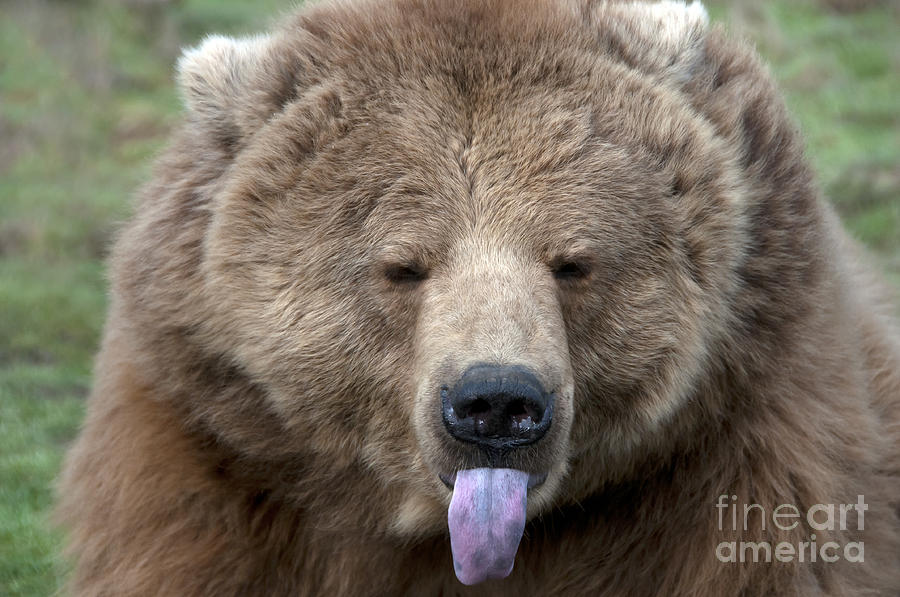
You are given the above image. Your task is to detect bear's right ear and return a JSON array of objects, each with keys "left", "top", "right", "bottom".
[
  {"left": 590, "top": 1, "right": 710, "bottom": 85},
  {"left": 177, "top": 34, "right": 289, "bottom": 150}
]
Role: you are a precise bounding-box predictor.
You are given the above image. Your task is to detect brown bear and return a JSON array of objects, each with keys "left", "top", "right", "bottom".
[{"left": 57, "top": 0, "right": 900, "bottom": 595}]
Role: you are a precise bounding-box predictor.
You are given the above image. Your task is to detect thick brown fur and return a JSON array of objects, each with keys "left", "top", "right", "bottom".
[{"left": 57, "top": 0, "right": 900, "bottom": 595}]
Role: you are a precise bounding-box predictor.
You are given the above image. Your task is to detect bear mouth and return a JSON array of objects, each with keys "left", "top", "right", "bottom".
[{"left": 439, "top": 470, "right": 548, "bottom": 491}]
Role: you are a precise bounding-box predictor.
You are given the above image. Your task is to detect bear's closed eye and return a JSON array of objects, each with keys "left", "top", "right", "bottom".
[{"left": 384, "top": 263, "right": 429, "bottom": 284}]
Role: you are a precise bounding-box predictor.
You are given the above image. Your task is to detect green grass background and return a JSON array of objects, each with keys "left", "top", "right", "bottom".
[{"left": 1, "top": 0, "right": 897, "bottom": 594}]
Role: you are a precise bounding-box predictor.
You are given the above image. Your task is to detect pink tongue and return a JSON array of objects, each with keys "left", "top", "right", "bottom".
[{"left": 448, "top": 468, "right": 529, "bottom": 585}]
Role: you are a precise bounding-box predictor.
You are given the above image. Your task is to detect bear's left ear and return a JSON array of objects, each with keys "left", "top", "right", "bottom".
[
  {"left": 590, "top": 1, "right": 710, "bottom": 84},
  {"left": 177, "top": 33, "right": 294, "bottom": 151}
]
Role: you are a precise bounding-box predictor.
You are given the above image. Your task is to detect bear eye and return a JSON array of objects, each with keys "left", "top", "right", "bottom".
[
  {"left": 384, "top": 263, "right": 428, "bottom": 285},
  {"left": 552, "top": 260, "right": 590, "bottom": 281}
]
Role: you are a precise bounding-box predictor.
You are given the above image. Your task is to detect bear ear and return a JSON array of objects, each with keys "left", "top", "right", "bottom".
[
  {"left": 176, "top": 34, "right": 281, "bottom": 148},
  {"left": 593, "top": 1, "right": 710, "bottom": 84}
]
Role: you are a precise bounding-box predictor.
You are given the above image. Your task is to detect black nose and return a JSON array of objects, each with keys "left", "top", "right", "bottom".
[{"left": 441, "top": 364, "right": 553, "bottom": 451}]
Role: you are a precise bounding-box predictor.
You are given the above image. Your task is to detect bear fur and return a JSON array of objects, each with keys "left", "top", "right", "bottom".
[{"left": 57, "top": 0, "right": 900, "bottom": 594}]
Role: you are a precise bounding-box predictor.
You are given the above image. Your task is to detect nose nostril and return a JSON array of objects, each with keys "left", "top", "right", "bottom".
[
  {"left": 507, "top": 400, "right": 545, "bottom": 436},
  {"left": 507, "top": 402, "right": 532, "bottom": 430},
  {"left": 507, "top": 400, "right": 543, "bottom": 423},
  {"left": 464, "top": 398, "right": 491, "bottom": 418}
]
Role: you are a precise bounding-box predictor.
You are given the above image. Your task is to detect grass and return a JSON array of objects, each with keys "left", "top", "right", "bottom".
[{"left": 0, "top": 0, "right": 897, "bottom": 594}]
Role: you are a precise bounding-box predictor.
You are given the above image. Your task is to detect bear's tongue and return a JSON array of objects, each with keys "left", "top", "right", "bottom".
[{"left": 447, "top": 468, "right": 529, "bottom": 586}]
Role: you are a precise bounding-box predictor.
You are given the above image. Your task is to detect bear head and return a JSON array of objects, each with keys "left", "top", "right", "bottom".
[{"left": 116, "top": 0, "right": 819, "bottom": 585}]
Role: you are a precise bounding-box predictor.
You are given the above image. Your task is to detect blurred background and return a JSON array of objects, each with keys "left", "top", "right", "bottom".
[{"left": 0, "top": 0, "right": 897, "bottom": 594}]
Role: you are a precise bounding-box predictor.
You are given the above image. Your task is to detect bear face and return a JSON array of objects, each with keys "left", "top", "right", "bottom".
[
  {"left": 57, "top": 0, "right": 900, "bottom": 594},
  {"left": 187, "top": 0, "right": 745, "bottom": 539}
]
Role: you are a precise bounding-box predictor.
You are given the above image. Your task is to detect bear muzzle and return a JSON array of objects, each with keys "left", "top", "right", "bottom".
[{"left": 438, "top": 364, "right": 556, "bottom": 585}]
